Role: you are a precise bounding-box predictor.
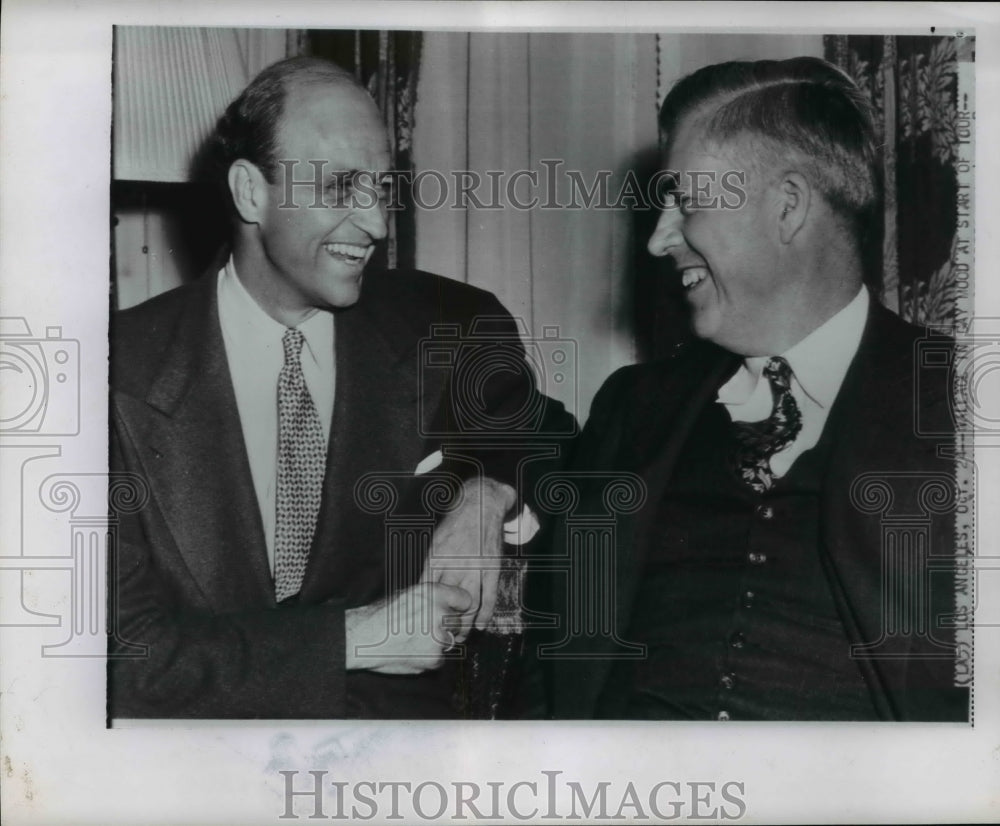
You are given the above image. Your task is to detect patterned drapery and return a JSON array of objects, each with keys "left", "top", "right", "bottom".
[
  {"left": 307, "top": 30, "right": 422, "bottom": 272},
  {"left": 825, "top": 35, "right": 975, "bottom": 332}
]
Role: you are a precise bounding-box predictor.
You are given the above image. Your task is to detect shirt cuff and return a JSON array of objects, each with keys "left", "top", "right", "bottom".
[{"left": 503, "top": 504, "right": 540, "bottom": 546}]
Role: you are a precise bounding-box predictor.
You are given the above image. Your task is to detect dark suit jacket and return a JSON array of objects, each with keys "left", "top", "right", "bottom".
[
  {"left": 543, "top": 298, "right": 969, "bottom": 721},
  {"left": 109, "top": 265, "right": 573, "bottom": 719}
]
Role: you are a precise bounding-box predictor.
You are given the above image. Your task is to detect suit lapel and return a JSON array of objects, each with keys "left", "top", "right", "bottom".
[
  {"left": 300, "top": 283, "right": 444, "bottom": 603},
  {"left": 817, "top": 303, "right": 934, "bottom": 717},
  {"left": 614, "top": 343, "right": 739, "bottom": 627},
  {"left": 561, "top": 343, "right": 738, "bottom": 716},
  {"left": 126, "top": 276, "right": 274, "bottom": 610}
]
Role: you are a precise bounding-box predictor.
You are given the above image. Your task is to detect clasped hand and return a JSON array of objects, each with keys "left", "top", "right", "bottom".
[{"left": 345, "top": 476, "right": 517, "bottom": 674}]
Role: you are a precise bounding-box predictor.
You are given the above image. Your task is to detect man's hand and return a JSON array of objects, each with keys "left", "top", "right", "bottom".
[
  {"left": 421, "top": 476, "right": 517, "bottom": 636},
  {"left": 344, "top": 582, "right": 473, "bottom": 675}
]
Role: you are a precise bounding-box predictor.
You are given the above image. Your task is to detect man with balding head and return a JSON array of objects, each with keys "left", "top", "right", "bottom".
[
  {"left": 544, "top": 57, "right": 967, "bottom": 721},
  {"left": 110, "top": 57, "right": 570, "bottom": 719}
]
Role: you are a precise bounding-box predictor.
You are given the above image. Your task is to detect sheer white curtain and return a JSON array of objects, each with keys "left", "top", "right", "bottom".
[
  {"left": 414, "top": 32, "right": 657, "bottom": 420},
  {"left": 113, "top": 27, "right": 297, "bottom": 308},
  {"left": 113, "top": 27, "right": 295, "bottom": 182},
  {"left": 413, "top": 32, "right": 823, "bottom": 419}
]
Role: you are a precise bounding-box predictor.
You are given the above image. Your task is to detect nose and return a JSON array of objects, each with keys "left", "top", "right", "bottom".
[
  {"left": 350, "top": 188, "right": 388, "bottom": 241},
  {"left": 647, "top": 207, "right": 684, "bottom": 258}
]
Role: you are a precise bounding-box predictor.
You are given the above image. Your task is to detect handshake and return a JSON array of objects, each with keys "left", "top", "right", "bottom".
[{"left": 344, "top": 476, "right": 537, "bottom": 675}]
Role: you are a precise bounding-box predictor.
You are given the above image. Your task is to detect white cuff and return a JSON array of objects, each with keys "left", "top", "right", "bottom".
[
  {"left": 414, "top": 450, "right": 443, "bottom": 476},
  {"left": 503, "top": 504, "right": 541, "bottom": 546}
]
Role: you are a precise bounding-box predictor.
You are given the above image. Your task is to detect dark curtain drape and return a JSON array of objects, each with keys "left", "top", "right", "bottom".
[
  {"left": 307, "top": 30, "right": 422, "bottom": 273},
  {"left": 825, "top": 34, "right": 975, "bottom": 331}
]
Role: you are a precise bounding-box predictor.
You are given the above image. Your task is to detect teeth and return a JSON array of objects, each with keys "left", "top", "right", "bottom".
[
  {"left": 324, "top": 242, "right": 372, "bottom": 261},
  {"left": 681, "top": 268, "right": 709, "bottom": 289}
]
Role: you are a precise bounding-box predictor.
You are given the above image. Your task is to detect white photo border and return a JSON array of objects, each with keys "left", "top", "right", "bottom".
[{"left": 2, "top": 2, "right": 999, "bottom": 824}]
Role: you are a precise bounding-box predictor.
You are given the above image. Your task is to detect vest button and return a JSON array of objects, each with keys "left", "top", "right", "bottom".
[
  {"left": 756, "top": 504, "right": 775, "bottom": 520},
  {"left": 729, "top": 631, "right": 746, "bottom": 649},
  {"left": 717, "top": 710, "right": 731, "bottom": 721},
  {"left": 720, "top": 672, "right": 737, "bottom": 690},
  {"left": 748, "top": 551, "right": 767, "bottom": 565}
]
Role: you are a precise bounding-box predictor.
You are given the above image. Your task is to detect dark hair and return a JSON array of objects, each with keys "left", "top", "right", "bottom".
[
  {"left": 659, "top": 56, "right": 881, "bottom": 239},
  {"left": 204, "top": 56, "right": 360, "bottom": 193}
]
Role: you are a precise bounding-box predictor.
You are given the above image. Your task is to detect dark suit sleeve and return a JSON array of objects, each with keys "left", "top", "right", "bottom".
[
  {"left": 410, "top": 282, "right": 577, "bottom": 717},
  {"left": 567, "top": 366, "right": 633, "bottom": 468},
  {"left": 431, "top": 287, "right": 578, "bottom": 509},
  {"left": 517, "top": 366, "right": 634, "bottom": 718},
  {"left": 108, "top": 425, "right": 348, "bottom": 719}
]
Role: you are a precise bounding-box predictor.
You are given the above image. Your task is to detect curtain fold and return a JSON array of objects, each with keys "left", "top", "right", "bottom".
[
  {"left": 113, "top": 27, "right": 293, "bottom": 182},
  {"left": 415, "top": 32, "right": 658, "bottom": 420}
]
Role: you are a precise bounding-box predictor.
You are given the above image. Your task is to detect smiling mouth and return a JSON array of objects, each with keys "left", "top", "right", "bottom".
[
  {"left": 680, "top": 266, "right": 710, "bottom": 290},
  {"left": 323, "top": 242, "right": 374, "bottom": 265}
]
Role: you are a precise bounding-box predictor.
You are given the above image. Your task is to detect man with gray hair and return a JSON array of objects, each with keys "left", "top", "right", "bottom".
[{"left": 543, "top": 57, "right": 967, "bottom": 721}]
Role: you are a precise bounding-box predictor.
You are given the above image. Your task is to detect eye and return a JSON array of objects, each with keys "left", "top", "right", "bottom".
[
  {"left": 653, "top": 174, "right": 694, "bottom": 214},
  {"left": 347, "top": 172, "right": 392, "bottom": 208},
  {"left": 360, "top": 173, "right": 391, "bottom": 203},
  {"left": 667, "top": 189, "right": 694, "bottom": 214},
  {"left": 323, "top": 173, "right": 351, "bottom": 206},
  {"left": 654, "top": 175, "right": 681, "bottom": 209}
]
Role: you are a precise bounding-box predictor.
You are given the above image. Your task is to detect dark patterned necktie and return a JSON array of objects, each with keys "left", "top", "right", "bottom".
[
  {"left": 731, "top": 356, "right": 803, "bottom": 494},
  {"left": 274, "top": 328, "right": 326, "bottom": 602}
]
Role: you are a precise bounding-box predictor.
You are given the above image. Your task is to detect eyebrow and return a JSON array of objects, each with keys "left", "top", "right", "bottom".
[{"left": 324, "top": 170, "right": 390, "bottom": 183}]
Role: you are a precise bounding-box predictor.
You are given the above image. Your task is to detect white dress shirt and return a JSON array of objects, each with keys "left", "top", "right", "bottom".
[
  {"left": 217, "top": 258, "right": 336, "bottom": 572},
  {"left": 717, "top": 287, "right": 869, "bottom": 478}
]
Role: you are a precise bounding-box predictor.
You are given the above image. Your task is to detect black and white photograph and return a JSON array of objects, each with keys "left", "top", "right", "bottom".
[{"left": 2, "top": 2, "right": 999, "bottom": 824}]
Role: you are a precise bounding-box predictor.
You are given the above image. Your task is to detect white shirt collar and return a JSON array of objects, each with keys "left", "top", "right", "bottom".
[
  {"left": 217, "top": 257, "right": 334, "bottom": 370},
  {"left": 718, "top": 287, "right": 869, "bottom": 409},
  {"left": 218, "top": 256, "right": 286, "bottom": 341}
]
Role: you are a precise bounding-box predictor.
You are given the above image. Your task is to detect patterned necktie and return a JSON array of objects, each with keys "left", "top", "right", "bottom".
[
  {"left": 274, "top": 328, "right": 326, "bottom": 602},
  {"left": 731, "top": 356, "right": 803, "bottom": 494}
]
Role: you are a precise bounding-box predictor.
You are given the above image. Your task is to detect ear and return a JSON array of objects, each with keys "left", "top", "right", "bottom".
[
  {"left": 227, "top": 160, "right": 268, "bottom": 224},
  {"left": 776, "top": 171, "right": 810, "bottom": 244}
]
